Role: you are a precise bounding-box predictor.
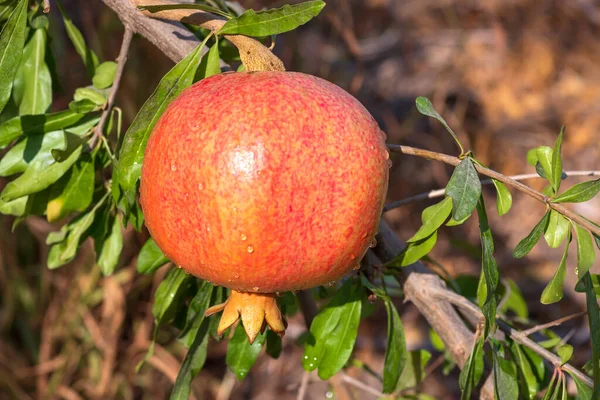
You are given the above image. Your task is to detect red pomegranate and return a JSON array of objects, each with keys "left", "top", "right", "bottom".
[{"left": 140, "top": 71, "right": 389, "bottom": 342}]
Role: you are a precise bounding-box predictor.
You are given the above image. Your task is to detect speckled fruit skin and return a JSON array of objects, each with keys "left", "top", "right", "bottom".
[{"left": 140, "top": 71, "right": 389, "bottom": 293}]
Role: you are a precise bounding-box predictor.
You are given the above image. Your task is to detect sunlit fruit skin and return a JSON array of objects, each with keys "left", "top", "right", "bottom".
[{"left": 140, "top": 71, "right": 389, "bottom": 293}]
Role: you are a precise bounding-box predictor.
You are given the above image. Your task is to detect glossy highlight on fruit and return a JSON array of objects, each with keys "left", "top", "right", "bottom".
[{"left": 140, "top": 71, "right": 389, "bottom": 341}]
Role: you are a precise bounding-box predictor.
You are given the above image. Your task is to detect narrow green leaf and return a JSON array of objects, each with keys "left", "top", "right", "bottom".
[
  {"left": 513, "top": 210, "right": 550, "bottom": 258},
  {"left": 582, "top": 272, "right": 600, "bottom": 394},
  {"left": 56, "top": 0, "right": 99, "bottom": 78},
  {"left": 543, "top": 210, "right": 570, "bottom": 248},
  {"left": 541, "top": 232, "right": 570, "bottom": 304},
  {"left": 51, "top": 130, "right": 89, "bottom": 162},
  {"left": 302, "top": 279, "right": 362, "bottom": 379},
  {"left": 15, "top": 26, "right": 52, "bottom": 115},
  {"left": 137, "top": 237, "right": 169, "bottom": 274},
  {"left": 226, "top": 323, "right": 266, "bottom": 380},
  {"left": 140, "top": 4, "right": 232, "bottom": 19},
  {"left": 415, "top": 96, "right": 464, "bottom": 154},
  {"left": 493, "top": 347, "right": 519, "bottom": 400},
  {"left": 407, "top": 196, "right": 452, "bottom": 243},
  {"left": 199, "top": 36, "right": 221, "bottom": 79},
  {"left": 387, "top": 232, "right": 437, "bottom": 267},
  {"left": 152, "top": 267, "right": 192, "bottom": 326},
  {"left": 73, "top": 87, "right": 106, "bottom": 106},
  {"left": 116, "top": 41, "right": 207, "bottom": 206},
  {"left": 179, "top": 281, "right": 214, "bottom": 347},
  {"left": 46, "top": 153, "right": 95, "bottom": 222},
  {"left": 446, "top": 213, "right": 471, "bottom": 226},
  {"left": 553, "top": 179, "right": 600, "bottom": 203},
  {"left": 557, "top": 344, "right": 573, "bottom": 366},
  {"left": 96, "top": 215, "right": 123, "bottom": 276},
  {"left": 1, "top": 145, "right": 82, "bottom": 202},
  {"left": 535, "top": 146, "right": 553, "bottom": 184},
  {"left": 476, "top": 197, "right": 498, "bottom": 337},
  {"left": 265, "top": 330, "right": 282, "bottom": 359},
  {"left": 566, "top": 371, "right": 593, "bottom": 400},
  {"left": 0, "top": 0, "right": 27, "bottom": 114},
  {"left": 395, "top": 350, "right": 431, "bottom": 392},
  {"left": 509, "top": 343, "right": 541, "bottom": 400},
  {"left": 0, "top": 109, "right": 87, "bottom": 149},
  {"left": 499, "top": 279, "right": 529, "bottom": 319},
  {"left": 541, "top": 371, "right": 558, "bottom": 400},
  {"left": 218, "top": 1, "right": 326, "bottom": 36},
  {"left": 92, "top": 61, "right": 118, "bottom": 89},
  {"left": 68, "top": 98, "right": 98, "bottom": 113},
  {"left": 382, "top": 300, "right": 407, "bottom": 393},
  {"left": 551, "top": 127, "right": 563, "bottom": 192},
  {"left": 574, "top": 223, "right": 596, "bottom": 280},
  {"left": 0, "top": 194, "right": 27, "bottom": 216},
  {"left": 459, "top": 336, "right": 484, "bottom": 400},
  {"left": 445, "top": 158, "right": 481, "bottom": 221},
  {"left": 492, "top": 179, "right": 512, "bottom": 216},
  {"left": 170, "top": 318, "right": 210, "bottom": 400}
]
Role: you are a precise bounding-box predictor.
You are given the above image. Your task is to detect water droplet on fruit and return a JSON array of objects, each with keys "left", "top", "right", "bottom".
[
  {"left": 233, "top": 207, "right": 238, "bottom": 212},
  {"left": 234, "top": 273, "right": 240, "bottom": 279},
  {"left": 253, "top": 286, "right": 259, "bottom": 292},
  {"left": 177, "top": 265, "right": 182, "bottom": 269},
  {"left": 370, "top": 145, "right": 374, "bottom": 150},
  {"left": 350, "top": 254, "right": 356, "bottom": 260},
  {"left": 206, "top": 226, "right": 211, "bottom": 232},
  {"left": 328, "top": 281, "right": 335, "bottom": 286},
  {"left": 247, "top": 245, "right": 254, "bottom": 253},
  {"left": 240, "top": 233, "right": 247, "bottom": 241},
  {"left": 198, "top": 182, "right": 204, "bottom": 190},
  {"left": 370, "top": 238, "right": 377, "bottom": 248},
  {"left": 185, "top": 270, "right": 190, "bottom": 275},
  {"left": 362, "top": 232, "right": 368, "bottom": 238},
  {"left": 171, "top": 164, "right": 177, "bottom": 171},
  {"left": 353, "top": 264, "right": 361, "bottom": 271},
  {"left": 384, "top": 151, "right": 390, "bottom": 160}
]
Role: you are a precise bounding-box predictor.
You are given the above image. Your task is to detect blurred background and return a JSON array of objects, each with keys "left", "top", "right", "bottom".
[{"left": 1, "top": 0, "right": 599, "bottom": 398}]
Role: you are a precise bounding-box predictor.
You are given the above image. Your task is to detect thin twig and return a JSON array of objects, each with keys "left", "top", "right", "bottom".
[
  {"left": 296, "top": 371, "right": 310, "bottom": 400},
  {"left": 384, "top": 171, "right": 600, "bottom": 211},
  {"left": 43, "top": 0, "right": 50, "bottom": 13},
  {"left": 517, "top": 311, "right": 586, "bottom": 337},
  {"left": 388, "top": 145, "right": 600, "bottom": 237},
  {"left": 90, "top": 27, "right": 134, "bottom": 150},
  {"left": 341, "top": 373, "right": 386, "bottom": 398}
]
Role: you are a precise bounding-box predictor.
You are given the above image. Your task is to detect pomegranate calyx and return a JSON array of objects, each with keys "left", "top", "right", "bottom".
[{"left": 205, "top": 290, "right": 286, "bottom": 344}]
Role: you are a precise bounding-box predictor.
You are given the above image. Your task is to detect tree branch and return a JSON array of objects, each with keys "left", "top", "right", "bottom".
[
  {"left": 384, "top": 171, "right": 600, "bottom": 211},
  {"left": 388, "top": 144, "right": 600, "bottom": 237}
]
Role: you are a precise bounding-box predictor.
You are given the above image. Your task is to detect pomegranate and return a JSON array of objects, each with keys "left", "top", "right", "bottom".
[{"left": 140, "top": 71, "right": 389, "bottom": 342}]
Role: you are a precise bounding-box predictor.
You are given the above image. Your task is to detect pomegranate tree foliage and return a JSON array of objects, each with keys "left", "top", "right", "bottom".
[{"left": 0, "top": 0, "right": 599, "bottom": 398}]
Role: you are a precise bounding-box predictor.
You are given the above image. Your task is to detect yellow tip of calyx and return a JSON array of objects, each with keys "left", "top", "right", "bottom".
[{"left": 205, "top": 290, "right": 286, "bottom": 344}]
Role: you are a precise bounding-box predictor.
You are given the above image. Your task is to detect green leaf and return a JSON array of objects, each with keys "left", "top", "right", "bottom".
[
  {"left": 0, "top": 194, "right": 27, "bottom": 216},
  {"left": 302, "top": 279, "right": 362, "bottom": 379},
  {"left": 1, "top": 143, "right": 82, "bottom": 202},
  {"left": 56, "top": 0, "right": 99, "bottom": 78},
  {"left": 47, "top": 196, "right": 107, "bottom": 269},
  {"left": 0, "top": 0, "right": 27, "bottom": 114},
  {"left": 509, "top": 343, "right": 541, "bottom": 400},
  {"left": 179, "top": 281, "right": 214, "bottom": 347},
  {"left": 540, "top": 232, "right": 570, "bottom": 304},
  {"left": 382, "top": 300, "right": 407, "bottom": 393},
  {"left": 95, "top": 215, "right": 123, "bottom": 276},
  {"left": 576, "top": 274, "right": 600, "bottom": 297},
  {"left": 387, "top": 232, "right": 437, "bottom": 267},
  {"left": 492, "top": 345, "right": 519, "bottom": 400},
  {"left": 513, "top": 210, "right": 550, "bottom": 258},
  {"left": 492, "top": 179, "right": 512, "bottom": 216},
  {"left": 415, "top": 96, "right": 464, "bottom": 154},
  {"left": 407, "top": 196, "right": 452, "bottom": 243},
  {"left": 582, "top": 272, "right": 600, "bottom": 394},
  {"left": 458, "top": 336, "right": 484, "bottom": 400},
  {"left": 68, "top": 98, "right": 98, "bottom": 113},
  {"left": 551, "top": 127, "right": 563, "bottom": 192},
  {"left": 170, "top": 318, "right": 210, "bottom": 400},
  {"left": 51, "top": 130, "right": 89, "bottom": 162},
  {"left": 541, "top": 371, "right": 558, "bottom": 400},
  {"left": 557, "top": 344, "right": 573, "bottom": 366},
  {"left": 543, "top": 210, "right": 570, "bottom": 248},
  {"left": 137, "top": 237, "right": 169, "bottom": 274},
  {"left": 445, "top": 158, "right": 481, "bottom": 221},
  {"left": 566, "top": 371, "right": 593, "bottom": 400},
  {"left": 74, "top": 87, "right": 106, "bottom": 106},
  {"left": 14, "top": 26, "right": 52, "bottom": 115},
  {"left": 218, "top": 1, "right": 325, "bottom": 36},
  {"left": 140, "top": 4, "right": 232, "bottom": 19},
  {"left": 535, "top": 146, "right": 553, "bottom": 183},
  {"left": 499, "top": 279, "right": 528, "bottom": 319},
  {"left": 197, "top": 36, "right": 221, "bottom": 80},
  {"left": 226, "top": 323, "right": 266, "bottom": 380},
  {"left": 265, "top": 330, "right": 282, "bottom": 359},
  {"left": 395, "top": 350, "right": 431, "bottom": 392},
  {"left": 152, "top": 267, "right": 193, "bottom": 327},
  {"left": 574, "top": 223, "right": 596, "bottom": 280},
  {"left": 46, "top": 153, "right": 95, "bottom": 222},
  {"left": 0, "top": 109, "right": 87, "bottom": 149},
  {"left": 92, "top": 61, "right": 117, "bottom": 89},
  {"left": 476, "top": 197, "right": 498, "bottom": 337},
  {"left": 115, "top": 41, "right": 207, "bottom": 207},
  {"left": 553, "top": 179, "right": 600, "bottom": 203}
]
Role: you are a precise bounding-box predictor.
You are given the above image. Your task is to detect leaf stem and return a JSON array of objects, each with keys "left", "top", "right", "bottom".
[{"left": 387, "top": 144, "right": 600, "bottom": 237}]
